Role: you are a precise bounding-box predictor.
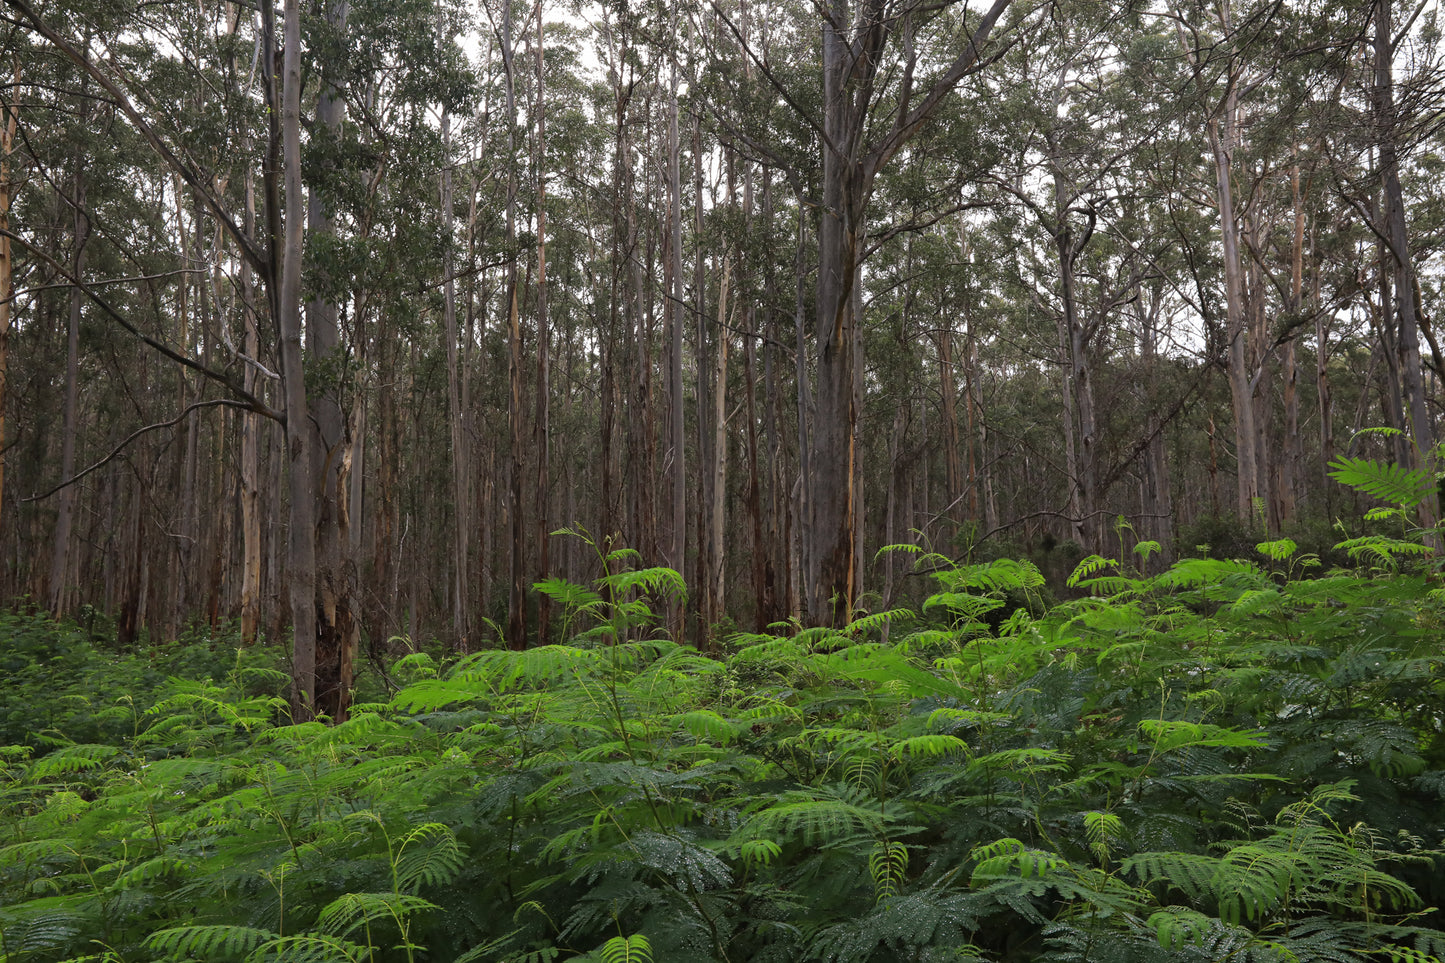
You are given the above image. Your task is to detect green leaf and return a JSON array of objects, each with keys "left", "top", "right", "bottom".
[
  {"left": 599, "top": 934, "right": 652, "bottom": 963},
  {"left": 1327, "top": 456, "right": 1434, "bottom": 508}
]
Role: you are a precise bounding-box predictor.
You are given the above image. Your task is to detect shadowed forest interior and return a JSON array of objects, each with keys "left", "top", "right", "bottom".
[{"left": 1, "top": 0, "right": 1442, "bottom": 717}]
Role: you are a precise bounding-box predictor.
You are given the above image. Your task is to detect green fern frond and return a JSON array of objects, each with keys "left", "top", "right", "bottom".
[
  {"left": 1328, "top": 456, "right": 1434, "bottom": 508},
  {"left": 1230, "top": 588, "right": 1282, "bottom": 617},
  {"left": 968, "top": 747, "right": 1072, "bottom": 775},
  {"left": 738, "top": 838, "right": 782, "bottom": 865},
  {"left": 1372, "top": 947, "right": 1445, "bottom": 963},
  {"left": 922, "top": 591, "right": 1003, "bottom": 624},
  {"left": 1083, "top": 811, "right": 1125, "bottom": 866},
  {"left": 1335, "top": 535, "right": 1433, "bottom": 566},
  {"left": 1138, "top": 719, "right": 1269, "bottom": 753},
  {"left": 144, "top": 924, "right": 278, "bottom": 960},
  {"left": 889, "top": 735, "right": 968, "bottom": 762},
  {"left": 970, "top": 837, "right": 1067, "bottom": 881},
  {"left": 596, "top": 566, "right": 686, "bottom": 602},
  {"left": 394, "top": 823, "right": 464, "bottom": 893},
  {"left": 1256, "top": 538, "right": 1298, "bottom": 562},
  {"left": 598, "top": 934, "right": 652, "bottom": 963},
  {"left": 940, "top": 558, "right": 1047, "bottom": 593},
  {"left": 1121, "top": 850, "right": 1220, "bottom": 901},
  {"left": 846, "top": 608, "right": 916, "bottom": 635},
  {"left": 1213, "top": 843, "right": 1294, "bottom": 923},
  {"left": 1146, "top": 906, "right": 1215, "bottom": 950},
  {"left": 250, "top": 933, "right": 371, "bottom": 963},
  {"left": 737, "top": 797, "right": 886, "bottom": 847},
  {"left": 386, "top": 678, "right": 487, "bottom": 713},
  {"left": 869, "top": 841, "right": 909, "bottom": 903},
  {"left": 1067, "top": 555, "right": 1118, "bottom": 587},
  {"left": 26, "top": 744, "right": 120, "bottom": 780},
  {"left": 672, "top": 710, "right": 737, "bottom": 745},
  {"left": 534, "top": 576, "right": 606, "bottom": 612},
  {"left": 314, "top": 892, "right": 438, "bottom": 939},
  {"left": 1150, "top": 557, "right": 1267, "bottom": 591}
]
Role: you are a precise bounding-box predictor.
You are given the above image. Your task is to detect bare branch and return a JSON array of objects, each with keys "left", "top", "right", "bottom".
[
  {"left": 0, "top": 228, "right": 283, "bottom": 421},
  {"left": 25, "top": 399, "right": 260, "bottom": 502}
]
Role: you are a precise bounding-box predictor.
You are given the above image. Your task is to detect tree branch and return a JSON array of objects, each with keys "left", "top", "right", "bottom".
[
  {"left": 1, "top": 228, "right": 283, "bottom": 421},
  {"left": 3, "top": 0, "right": 269, "bottom": 275},
  {"left": 25, "top": 399, "right": 261, "bottom": 502}
]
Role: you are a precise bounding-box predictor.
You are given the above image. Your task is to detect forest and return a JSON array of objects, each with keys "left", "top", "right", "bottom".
[
  {"left": 0, "top": 0, "right": 1442, "bottom": 704},
  {"left": 3, "top": 0, "right": 1445, "bottom": 957}
]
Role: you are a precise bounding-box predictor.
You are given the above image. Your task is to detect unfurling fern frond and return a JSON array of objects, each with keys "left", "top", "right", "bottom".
[
  {"left": 869, "top": 841, "right": 909, "bottom": 902},
  {"left": 1083, "top": 811, "right": 1125, "bottom": 867}
]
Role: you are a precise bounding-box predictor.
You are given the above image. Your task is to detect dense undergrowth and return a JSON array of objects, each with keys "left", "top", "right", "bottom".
[{"left": 4, "top": 453, "right": 1445, "bottom": 962}]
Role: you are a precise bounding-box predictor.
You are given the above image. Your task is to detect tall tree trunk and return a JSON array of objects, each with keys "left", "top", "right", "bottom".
[
  {"left": 441, "top": 100, "right": 469, "bottom": 646},
  {"left": 1374, "top": 0, "right": 1439, "bottom": 539},
  {"left": 533, "top": 0, "right": 551, "bottom": 645},
  {"left": 50, "top": 141, "right": 88, "bottom": 616},
  {"left": 936, "top": 321, "right": 962, "bottom": 528},
  {"left": 501, "top": 0, "right": 526, "bottom": 649},
  {"left": 306, "top": 0, "right": 357, "bottom": 720},
  {"left": 1173, "top": 5, "right": 1259, "bottom": 524},
  {"left": 1136, "top": 289, "right": 1174, "bottom": 567},
  {"left": 0, "top": 59, "right": 18, "bottom": 553},
  {"left": 665, "top": 26, "right": 685, "bottom": 631},
  {"left": 267, "top": 0, "right": 320, "bottom": 719},
  {"left": 1210, "top": 110, "right": 1259, "bottom": 523},
  {"left": 707, "top": 257, "right": 731, "bottom": 644},
  {"left": 807, "top": 0, "right": 1011, "bottom": 625},
  {"left": 238, "top": 46, "right": 262, "bottom": 644},
  {"left": 1278, "top": 160, "right": 1306, "bottom": 525},
  {"left": 809, "top": 0, "right": 863, "bottom": 625}
]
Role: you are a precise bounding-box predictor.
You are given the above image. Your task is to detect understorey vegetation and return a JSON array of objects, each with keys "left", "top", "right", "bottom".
[{"left": 3, "top": 465, "right": 1445, "bottom": 962}]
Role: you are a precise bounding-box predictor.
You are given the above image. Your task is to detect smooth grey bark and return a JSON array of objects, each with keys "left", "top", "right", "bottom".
[
  {"left": 500, "top": 0, "right": 526, "bottom": 649},
  {"left": 270, "top": 0, "right": 320, "bottom": 719},
  {"left": 665, "top": 16, "right": 685, "bottom": 631},
  {"left": 442, "top": 100, "right": 468, "bottom": 645},
  {"left": 1373, "top": 0, "right": 1439, "bottom": 539},
  {"left": 305, "top": 0, "right": 357, "bottom": 720},
  {"left": 1170, "top": 3, "right": 1260, "bottom": 524}
]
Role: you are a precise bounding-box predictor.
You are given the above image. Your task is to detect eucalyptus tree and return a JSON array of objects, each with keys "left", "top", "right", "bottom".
[
  {"left": 702, "top": 0, "right": 1029, "bottom": 625},
  {"left": 4, "top": 0, "right": 473, "bottom": 718},
  {"left": 1368, "top": 0, "right": 1440, "bottom": 539}
]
